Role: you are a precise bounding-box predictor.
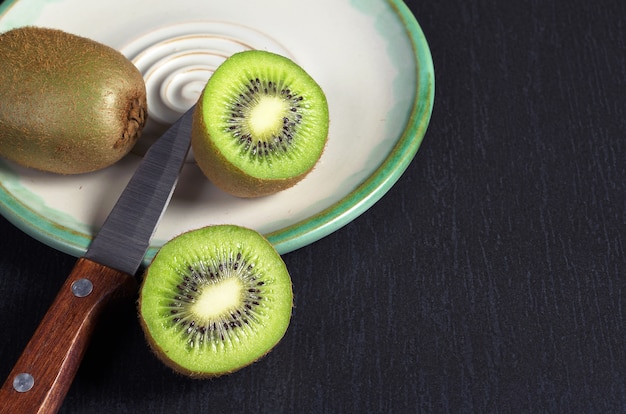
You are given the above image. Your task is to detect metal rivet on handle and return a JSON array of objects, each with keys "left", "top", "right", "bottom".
[
  {"left": 13, "top": 372, "right": 34, "bottom": 393},
  {"left": 71, "top": 278, "right": 93, "bottom": 298}
]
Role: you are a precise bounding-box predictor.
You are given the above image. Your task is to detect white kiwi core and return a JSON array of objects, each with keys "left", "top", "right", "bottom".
[
  {"left": 247, "top": 96, "right": 288, "bottom": 138},
  {"left": 191, "top": 277, "right": 243, "bottom": 321}
]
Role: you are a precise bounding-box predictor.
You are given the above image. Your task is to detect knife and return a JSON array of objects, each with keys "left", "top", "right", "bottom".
[{"left": 0, "top": 106, "right": 195, "bottom": 414}]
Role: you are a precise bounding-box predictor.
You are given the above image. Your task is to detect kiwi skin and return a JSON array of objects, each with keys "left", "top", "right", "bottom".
[
  {"left": 0, "top": 26, "right": 147, "bottom": 174},
  {"left": 191, "top": 50, "right": 329, "bottom": 198},
  {"left": 138, "top": 224, "right": 294, "bottom": 378}
]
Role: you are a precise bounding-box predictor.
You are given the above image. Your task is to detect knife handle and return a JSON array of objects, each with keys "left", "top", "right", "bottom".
[{"left": 0, "top": 258, "right": 137, "bottom": 414}]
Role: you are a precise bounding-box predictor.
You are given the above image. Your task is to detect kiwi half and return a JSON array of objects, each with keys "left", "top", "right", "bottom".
[
  {"left": 138, "top": 225, "right": 293, "bottom": 377},
  {"left": 191, "top": 50, "right": 329, "bottom": 197},
  {"left": 0, "top": 26, "right": 147, "bottom": 174}
]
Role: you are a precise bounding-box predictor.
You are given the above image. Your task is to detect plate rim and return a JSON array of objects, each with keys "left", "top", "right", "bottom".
[{"left": 267, "top": 0, "right": 435, "bottom": 252}]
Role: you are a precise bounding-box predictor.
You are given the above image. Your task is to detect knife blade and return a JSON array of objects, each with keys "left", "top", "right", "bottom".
[{"left": 0, "top": 106, "right": 195, "bottom": 414}]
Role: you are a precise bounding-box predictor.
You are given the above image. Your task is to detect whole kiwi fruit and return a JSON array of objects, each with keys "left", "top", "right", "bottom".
[
  {"left": 0, "top": 26, "right": 147, "bottom": 174},
  {"left": 191, "top": 50, "right": 329, "bottom": 198},
  {"left": 138, "top": 224, "right": 293, "bottom": 377}
]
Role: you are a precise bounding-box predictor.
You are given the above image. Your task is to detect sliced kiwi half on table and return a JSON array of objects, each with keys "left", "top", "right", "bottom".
[
  {"left": 138, "top": 225, "right": 293, "bottom": 377},
  {"left": 191, "top": 50, "right": 329, "bottom": 197}
]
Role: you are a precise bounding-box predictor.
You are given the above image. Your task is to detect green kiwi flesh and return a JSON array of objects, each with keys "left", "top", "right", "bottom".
[
  {"left": 138, "top": 225, "right": 293, "bottom": 377},
  {"left": 0, "top": 26, "right": 147, "bottom": 174},
  {"left": 191, "top": 50, "right": 329, "bottom": 197}
]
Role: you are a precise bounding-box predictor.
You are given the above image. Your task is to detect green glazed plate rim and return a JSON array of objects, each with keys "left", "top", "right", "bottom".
[{"left": 267, "top": 1, "right": 434, "bottom": 252}]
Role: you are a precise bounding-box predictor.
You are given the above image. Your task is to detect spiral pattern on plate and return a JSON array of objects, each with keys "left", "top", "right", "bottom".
[{"left": 121, "top": 21, "right": 293, "bottom": 126}]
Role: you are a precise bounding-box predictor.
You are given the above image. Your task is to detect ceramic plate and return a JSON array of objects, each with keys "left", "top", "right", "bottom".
[{"left": 0, "top": 0, "right": 434, "bottom": 265}]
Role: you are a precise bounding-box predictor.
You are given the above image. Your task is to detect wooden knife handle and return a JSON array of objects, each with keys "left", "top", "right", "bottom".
[{"left": 0, "top": 258, "right": 137, "bottom": 414}]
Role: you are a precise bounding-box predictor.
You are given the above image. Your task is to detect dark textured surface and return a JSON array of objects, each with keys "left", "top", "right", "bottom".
[{"left": 1, "top": 0, "right": 625, "bottom": 412}]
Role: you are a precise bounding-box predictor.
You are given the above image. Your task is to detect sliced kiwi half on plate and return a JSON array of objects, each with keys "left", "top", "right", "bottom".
[
  {"left": 191, "top": 50, "right": 329, "bottom": 198},
  {"left": 138, "top": 224, "right": 293, "bottom": 377}
]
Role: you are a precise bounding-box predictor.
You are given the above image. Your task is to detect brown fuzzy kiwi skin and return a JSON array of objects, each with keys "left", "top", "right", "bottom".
[
  {"left": 191, "top": 98, "right": 315, "bottom": 198},
  {"left": 0, "top": 26, "right": 147, "bottom": 174}
]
